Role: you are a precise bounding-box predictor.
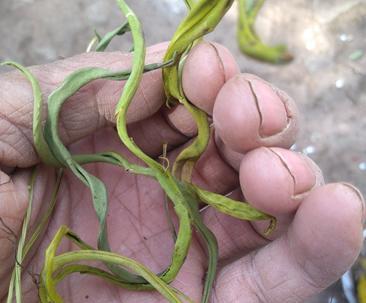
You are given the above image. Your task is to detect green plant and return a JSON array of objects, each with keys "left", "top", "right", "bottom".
[{"left": 237, "top": 0, "right": 293, "bottom": 63}]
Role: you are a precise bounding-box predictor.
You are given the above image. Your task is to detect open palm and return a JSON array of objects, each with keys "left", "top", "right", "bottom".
[{"left": 0, "top": 42, "right": 364, "bottom": 303}]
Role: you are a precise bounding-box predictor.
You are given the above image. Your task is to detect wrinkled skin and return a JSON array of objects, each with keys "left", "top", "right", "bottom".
[{"left": 0, "top": 42, "right": 364, "bottom": 303}]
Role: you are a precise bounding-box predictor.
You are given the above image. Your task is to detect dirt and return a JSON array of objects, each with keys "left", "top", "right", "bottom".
[{"left": 0, "top": 1, "right": 365, "bottom": 302}]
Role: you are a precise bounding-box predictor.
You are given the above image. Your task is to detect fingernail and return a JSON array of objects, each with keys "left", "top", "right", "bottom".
[
  {"left": 246, "top": 78, "right": 290, "bottom": 137},
  {"left": 299, "top": 155, "right": 325, "bottom": 188},
  {"left": 340, "top": 183, "right": 365, "bottom": 222},
  {"left": 208, "top": 42, "right": 240, "bottom": 81},
  {"left": 268, "top": 148, "right": 317, "bottom": 200}
]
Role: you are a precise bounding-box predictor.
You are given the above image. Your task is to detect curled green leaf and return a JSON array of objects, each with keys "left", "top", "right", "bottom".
[
  {"left": 0, "top": 61, "right": 59, "bottom": 166},
  {"left": 40, "top": 226, "right": 192, "bottom": 303},
  {"left": 237, "top": 0, "right": 293, "bottom": 64},
  {"left": 193, "top": 184, "right": 277, "bottom": 235},
  {"left": 95, "top": 22, "right": 130, "bottom": 52}
]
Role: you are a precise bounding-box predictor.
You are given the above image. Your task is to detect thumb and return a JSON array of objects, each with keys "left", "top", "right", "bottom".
[
  {"left": 0, "top": 42, "right": 168, "bottom": 167},
  {"left": 214, "top": 183, "right": 364, "bottom": 303}
]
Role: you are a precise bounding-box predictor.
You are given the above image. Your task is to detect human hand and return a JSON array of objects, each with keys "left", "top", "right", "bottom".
[{"left": 0, "top": 41, "right": 364, "bottom": 303}]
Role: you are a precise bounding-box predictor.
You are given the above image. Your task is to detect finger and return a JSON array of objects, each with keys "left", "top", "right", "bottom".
[
  {"left": 162, "top": 78, "right": 304, "bottom": 202},
  {"left": 161, "top": 70, "right": 301, "bottom": 200},
  {"left": 125, "top": 41, "right": 240, "bottom": 157},
  {"left": 182, "top": 41, "right": 240, "bottom": 115},
  {"left": 163, "top": 104, "right": 197, "bottom": 138},
  {"left": 199, "top": 147, "right": 324, "bottom": 260},
  {"left": 191, "top": 130, "right": 239, "bottom": 193},
  {"left": 166, "top": 130, "right": 239, "bottom": 194},
  {"left": 0, "top": 43, "right": 168, "bottom": 167},
  {"left": 239, "top": 147, "right": 324, "bottom": 238},
  {"left": 134, "top": 41, "right": 240, "bottom": 154},
  {"left": 127, "top": 110, "right": 189, "bottom": 157},
  {"left": 213, "top": 183, "right": 365, "bottom": 303},
  {"left": 213, "top": 73, "right": 299, "bottom": 165}
]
